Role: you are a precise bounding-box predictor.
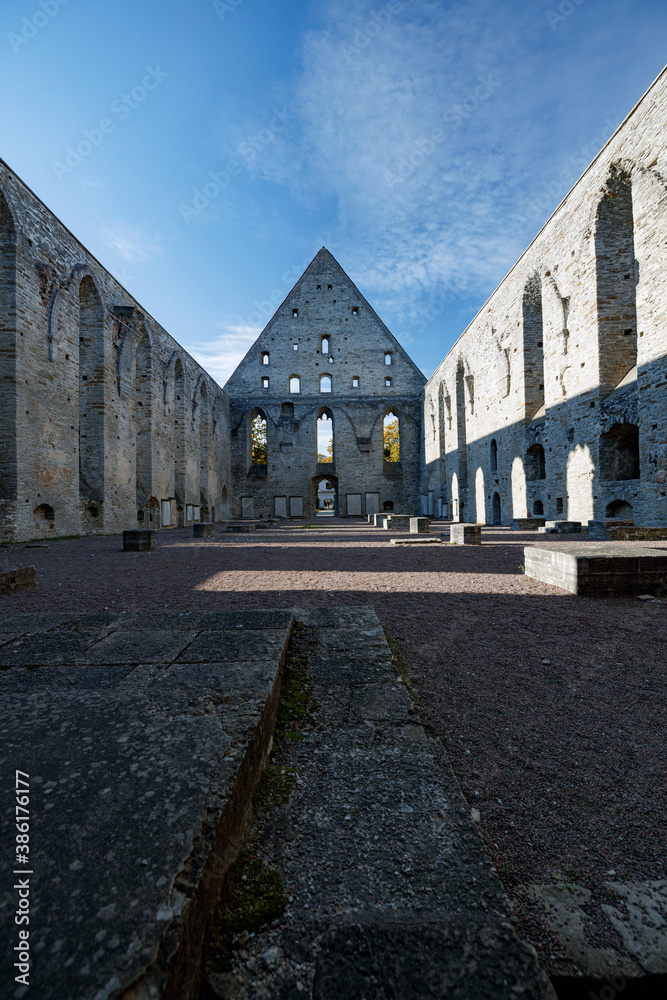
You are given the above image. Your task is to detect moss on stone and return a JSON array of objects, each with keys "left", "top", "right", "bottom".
[
  {"left": 252, "top": 764, "right": 297, "bottom": 810},
  {"left": 203, "top": 848, "right": 287, "bottom": 974}
]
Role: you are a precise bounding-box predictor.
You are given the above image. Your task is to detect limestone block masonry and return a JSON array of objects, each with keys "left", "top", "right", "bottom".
[
  {"left": 224, "top": 249, "right": 426, "bottom": 520},
  {"left": 422, "top": 67, "right": 667, "bottom": 529},
  {"left": 0, "top": 160, "right": 231, "bottom": 543}
]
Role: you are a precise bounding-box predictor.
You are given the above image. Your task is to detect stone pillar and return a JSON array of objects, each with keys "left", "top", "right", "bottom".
[
  {"left": 450, "top": 523, "right": 482, "bottom": 545},
  {"left": 410, "top": 517, "right": 430, "bottom": 534}
]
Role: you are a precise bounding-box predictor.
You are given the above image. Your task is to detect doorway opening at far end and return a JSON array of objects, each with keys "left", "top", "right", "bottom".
[{"left": 315, "top": 477, "right": 336, "bottom": 517}]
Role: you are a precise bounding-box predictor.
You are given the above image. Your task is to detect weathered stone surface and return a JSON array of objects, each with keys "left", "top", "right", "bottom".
[
  {"left": 409, "top": 516, "right": 430, "bottom": 533},
  {"left": 226, "top": 523, "right": 256, "bottom": 532},
  {"left": 123, "top": 528, "right": 156, "bottom": 551},
  {"left": 373, "top": 513, "right": 390, "bottom": 527},
  {"left": 511, "top": 518, "right": 546, "bottom": 530},
  {"left": 0, "top": 565, "right": 35, "bottom": 593},
  {"left": 219, "top": 609, "right": 555, "bottom": 1000},
  {"left": 383, "top": 514, "right": 412, "bottom": 529},
  {"left": 450, "top": 522, "right": 482, "bottom": 545},
  {"left": 588, "top": 519, "right": 667, "bottom": 541},
  {"left": 0, "top": 611, "right": 293, "bottom": 1000},
  {"left": 524, "top": 542, "right": 667, "bottom": 596},
  {"left": 193, "top": 522, "right": 215, "bottom": 538},
  {"left": 538, "top": 520, "right": 582, "bottom": 535}
]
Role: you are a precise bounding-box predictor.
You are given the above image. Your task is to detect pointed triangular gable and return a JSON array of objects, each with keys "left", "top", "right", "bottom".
[{"left": 224, "top": 248, "right": 425, "bottom": 396}]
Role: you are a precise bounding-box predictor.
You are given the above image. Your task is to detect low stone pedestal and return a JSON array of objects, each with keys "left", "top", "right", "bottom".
[
  {"left": 383, "top": 514, "right": 411, "bottom": 530},
  {"left": 510, "top": 518, "right": 546, "bottom": 531},
  {"left": 410, "top": 517, "right": 430, "bottom": 534},
  {"left": 193, "top": 523, "right": 215, "bottom": 539},
  {"left": 123, "top": 529, "right": 156, "bottom": 552},
  {"left": 0, "top": 566, "right": 36, "bottom": 594},
  {"left": 450, "top": 523, "right": 482, "bottom": 545},
  {"left": 390, "top": 537, "right": 442, "bottom": 545},
  {"left": 537, "top": 520, "right": 582, "bottom": 535},
  {"left": 588, "top": 520, "right": 667, "bottom": 542},
  {"left": 524, "top": 542, "right": 667, "bottom": 596},
  {"left": 226, "top": 523, "right": 256, "bottom": 533},
  {"left": 373, "top": 513, "right": 390, "bottom": 527}
]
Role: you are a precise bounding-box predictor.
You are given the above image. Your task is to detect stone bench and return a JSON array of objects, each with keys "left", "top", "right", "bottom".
[
  {"left": 450, "top": 523, "right": 482, "bottom": 545},
  {"left": 193, "top": 523, "right": 215, "bottom": 538},
  {"left": 410, "top": 517, "right": 430, "bottom": 534},
  {"left": 0, "top": 566, "right": 36, "bottom": 594},
  {"left": 510, "top": 518, "right": 546, "bottom": 530},
  {"left": 524, "top": 543, "right": 667, "bottom": 596},
  {"left": 226, "top": 523, "right": 256, "bottom": 533},
  {"left": 123, "top": 528, "right": 156, "bottom": 551},
  {"left": 390, "top": 536, "right": 442, "bottom": 545}
]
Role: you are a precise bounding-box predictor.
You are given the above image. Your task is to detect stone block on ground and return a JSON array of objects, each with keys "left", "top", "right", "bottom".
[
  {"left": 510, "top": 518, "right": 546, "bottom": 530},
  {"left": 537, "top": 521, "right": 582, "bottom": 535},
  {"left": 383, "top": 514, "right": 411, "bottom": 530},
  {"left": 0, "top": 566, "right": 36, "bottom": 594},
  {"left": 122, "top": 528, "right": 156, "bottom": 551},
  {"left": 226, "top": 523, "right": 256, "bottom": 533},
  {"left": 0, "top": 610, "right": 293, "bottom": 1000},
  {"left": 524, "top": 543, "right": 667, "bottom": 596},
  {"left": 372, "top": 513, "right": 390, "bottom": 527},
  {"left": 588, "top": 520, "right": 667, "bottom": 541},
  {"left": 390, "top": 536, "right": 442, "bottom": 545},
  {"left": 450, "top": 523, "right": 482, "bottom": 545},
  {"left": 410, "top": 517, "right": 430, "bottom": 534},
  {"left": 193, "top": 522, "right": 215, "bottom": 538}
]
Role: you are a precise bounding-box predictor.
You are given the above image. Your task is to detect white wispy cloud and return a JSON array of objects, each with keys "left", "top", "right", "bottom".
[
  {"left": 100, "top": 223, "right": 167, "bottom": 265},
  {"left": 183, "top": 322, "right": 263, "bottom": 388},
  {"left": 236, "top": 0, "right": 622, "bottom": 333}
]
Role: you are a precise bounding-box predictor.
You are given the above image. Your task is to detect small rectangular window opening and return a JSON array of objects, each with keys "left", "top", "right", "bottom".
[
  {"left": 352, "top": 377, "right": 359, "bottom": 387},
  {"left": 385, "top": 377, "right": 392, "bottom": 387},
  {"left": 293, "top": 343, "right": 298, "bottom": 351},
  {"left": 292, "top": 309, "right": 299, "bottom": 318},
  {"left": 352, "top": 306, "right": 359, "bottom": 315},
  {"left": 316, "top": 284, "right": 321, "bottom": 290},
  {"left": 327, "top": 284, "right": 332, "bottom": 290},
  {"left": 262, "top": 377, "right": 269, "bottom": 388}
]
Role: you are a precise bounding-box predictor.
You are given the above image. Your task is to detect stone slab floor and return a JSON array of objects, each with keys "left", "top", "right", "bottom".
[{"left": 1, "top": 522, "right": 666, "bottom": 992}]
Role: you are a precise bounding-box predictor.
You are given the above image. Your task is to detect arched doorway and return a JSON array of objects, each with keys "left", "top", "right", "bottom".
[
  {"left": 314, "top": 476, "right": 337, "bottom": 516},
  {"left": 492, "top": 492, "right": 502, "bottom": 526}
]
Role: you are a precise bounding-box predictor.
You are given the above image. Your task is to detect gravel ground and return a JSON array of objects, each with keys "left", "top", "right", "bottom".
[{"left": 2, "top": 520, "right": 666, "bottom": 970}]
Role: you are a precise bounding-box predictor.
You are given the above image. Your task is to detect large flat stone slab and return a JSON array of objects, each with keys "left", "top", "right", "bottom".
[
  {"left": 0, "top": 611, "right": 293, "bottom": 1000},
  {"left": 524, "top": 543, "right": 667, "bottom": 596}
]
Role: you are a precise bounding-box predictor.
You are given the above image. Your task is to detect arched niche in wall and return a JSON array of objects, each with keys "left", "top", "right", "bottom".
[
  {"left": 78, "top": 275, "right": 105, "bottom": 500},
  {"left": 249, "top": 406, "right": 268, "bottom": 469},
  {"left": 0, "top": 185, "right": 17, "bottom": 503}
]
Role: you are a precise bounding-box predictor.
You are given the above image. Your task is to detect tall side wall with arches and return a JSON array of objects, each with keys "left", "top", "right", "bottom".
[
  {"left": 422, "top": 68, "right": 667, "bottom": 527},
  {"left": 0, "top": 160, "right": 231, "bottom": 543}
]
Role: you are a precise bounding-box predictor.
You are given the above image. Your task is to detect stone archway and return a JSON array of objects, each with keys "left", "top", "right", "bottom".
[{"left": 313, "top": 475, "right": 337, "bottom": 516}]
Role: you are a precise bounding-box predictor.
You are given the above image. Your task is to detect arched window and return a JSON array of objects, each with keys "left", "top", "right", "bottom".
[
  {"left": 533, "top": 500, "right": 544, "bottom": 516},
  {"left": 383, "top": 409, "right": 400, "bottom": 463},
  {"left": 289, "top": 375, "right": 300, "bottom": 394},
  {"left": 317, "top": 409, "right": 334, "bottom": 465},
  {"left": 250, "top": 409, "right": 267, "bottom": 466},
  {"left": 385, "top": 376, "right": 392, "bottom": 387},
  {"left": 261, "top": 352, "right": 269, "bottom": 365},
  {"left": 525, "top": 443, "right": 546, "bottom": 481},
  {"left": 490, "top": 438, "right": 498, "bottom": 473},
  {"left": 321, "top": 336, "right": 329, "bottom": 354},
  {"left": 385, "top": 352, "right": 392, "bottom": 365},
  {"left": 320, "top": 374, "right": 332, "bottom": 393},
  {"left": 600, "top": 423, "right": 639, "bottom": 480}
]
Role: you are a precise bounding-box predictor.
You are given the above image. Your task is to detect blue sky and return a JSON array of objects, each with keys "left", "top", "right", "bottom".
[{"left": 1, "top": 0, "right": 665, "bottom": 384}]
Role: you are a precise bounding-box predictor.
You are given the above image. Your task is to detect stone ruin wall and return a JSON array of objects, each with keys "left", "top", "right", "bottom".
[
  {"left": 422, "top": 67, "right": 667, "bottom": 527},
  {"left": 0, "top": 160, "right": 231, "bottom": 543}
]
